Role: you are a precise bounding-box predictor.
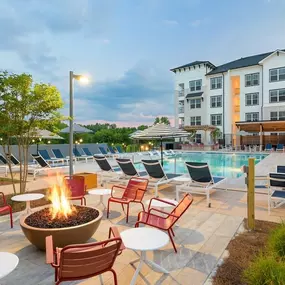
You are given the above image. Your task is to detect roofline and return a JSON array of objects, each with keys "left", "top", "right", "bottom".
[
  {"left": 258, "top": 49, "right": 285, "bottom": 64},
  {"left": 236, "top": 120, "right": 285, "bottom": 124},
  {"left": 170, "top": 61, "right": 216, "bottom": 72}
]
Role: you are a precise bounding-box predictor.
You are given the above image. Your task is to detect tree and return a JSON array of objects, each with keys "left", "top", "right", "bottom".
[
  {"left": 0, "top": 71, "right": 64, "bottom": 194},
  {"left": 210, "top": 128, "right": 222, "bottom": 143},
  {"left": 154, "top": 117, "right": 170, "bottom": 125}
]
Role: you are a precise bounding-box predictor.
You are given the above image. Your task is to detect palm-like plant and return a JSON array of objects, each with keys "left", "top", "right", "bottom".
[{"left": 210, "top": 128, "right": 221, "bottom": 143}]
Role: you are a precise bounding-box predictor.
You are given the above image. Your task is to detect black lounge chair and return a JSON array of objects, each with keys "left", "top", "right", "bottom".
[
  {"left": 268, "top": 172, "right": 285, "bottom": 214},
  {"left": 177, "top": 162, "right": 225, "bottom": 207},
  {"left": 141, "top": 159, "right": 182, "bottom": 196},
  {"left": 116, "top": 158, "right": 147, "bottom": 177}
]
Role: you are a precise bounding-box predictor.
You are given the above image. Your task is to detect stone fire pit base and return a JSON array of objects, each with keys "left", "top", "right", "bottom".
[{"left": 20, "top": 206, "right": 103, "bottom": 251}]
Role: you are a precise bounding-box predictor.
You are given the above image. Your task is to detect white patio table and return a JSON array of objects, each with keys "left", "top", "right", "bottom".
[
  {"left": 88, "top": 188, "right": 112, "bottom": 208},
  {"left": 120, "top": 227, "right": 169, "bottom": 285},
  {"left": 0, "top": 252, "right": 19, "bottom": 279}
]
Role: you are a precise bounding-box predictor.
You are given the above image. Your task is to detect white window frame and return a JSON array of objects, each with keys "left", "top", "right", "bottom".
[
  {"left": 189, "top": 79, "right": 202, "bottom": 92},
  {"left": 245, "top": 112, "right": 259, "bottom": 122},
  {"left": 210, "top": 95, "right": 222, "bottom": 108},
  {"left": 270, "top": 67, "right": 285, "bottom": 82},
  {"left": 210, "top": 77, "right": 222, "bottom": 90},
  {"left": 189, "top": 98, "right": 201, "bottom": 109},
  {"left": 245, "top": 93, "right": 259, "bottom": 106},
  {"left": 210, "top": 114, "right": 222, "bottom": 126},
  {"left": 270, "top": 111, "right": 285, "bottom": 121},
  {"left": 245, "top": 73, "right": 259, "bottom": 87},
  {"left": 190, "top": 116, "right": 201, "bottom": 126},
  {"left": 194, "top": 133, "right": 202, "bottom": 143},
  {"left": 269, "top": 89, "right": 285, "bottom": 103}
]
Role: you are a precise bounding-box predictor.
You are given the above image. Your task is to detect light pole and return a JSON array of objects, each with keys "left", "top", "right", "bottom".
[{"left": 69, "top": 71, "right": 88, "bottom": 176}]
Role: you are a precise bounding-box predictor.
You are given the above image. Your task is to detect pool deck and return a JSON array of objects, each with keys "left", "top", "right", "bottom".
[{"left": 0, "top": 152, "right": 284, "bottom": 284}]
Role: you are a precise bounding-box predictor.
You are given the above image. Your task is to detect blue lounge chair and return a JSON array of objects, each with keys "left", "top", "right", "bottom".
[
  {"left": 73, "top": 148, "right": 93, "bottom": 163},
  {"left": 276, "top": 144, "right": 284, "bottom": 152},
  {"left": 265, "top": 144, "right": 273, "bottom": 151},
  {"left": 38, "top": 150, "right": 64, "bottom": 165},
  {"left": 177, "top": 162, "right": 226, "bottom": 207},
  {"left": 51, "top": 149, "right": 71, "bottom": 163},
  {"left": 116, "top": 145, "right": 124, "bottom": 154},
  {"left": 99, "top": 146, "right": 113, "bottom": 157},
  {"left": 108, "top": 146, "right": 117, "bottom": 154},
  {"left": 268, "top": 172, "right": 285, "bottom": 214},
  {"left": 82, "top": 147, "right": 93, "bottom": 156}
]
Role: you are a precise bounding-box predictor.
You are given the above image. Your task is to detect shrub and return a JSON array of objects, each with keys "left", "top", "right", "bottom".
[
  {"left": 243, "top": 255, "right": 285, "bottom": 285},
  {"left": 268, "top": 223, "right": 285, "bottom": 259}
]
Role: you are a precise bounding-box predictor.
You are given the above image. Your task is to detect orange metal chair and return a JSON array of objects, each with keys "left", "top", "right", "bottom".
[
  {"left": 64, "top": 176, "right": 86, "bottom": 206},
  {"left": 107, "top": 177, "right": 149, "bottom": 223},
  {"left": 46, "top": 226, "right": 124, "bottom": 285},
  {"left": 135, "top": 194, "right": 193, "bottom": 253},
  {"left": 0, "top": 192, "right": 13, "bottom": 228}
]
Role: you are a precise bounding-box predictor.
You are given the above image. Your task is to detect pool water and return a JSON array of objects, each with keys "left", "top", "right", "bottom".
[{"left": 136, "top": 152, "right": 268, "bottom": 178}]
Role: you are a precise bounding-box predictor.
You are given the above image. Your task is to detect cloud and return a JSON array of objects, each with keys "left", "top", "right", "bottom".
[
  {"left": 163, "top": 20, "right": 179, "bottom": 25},
  {"left": 69, "top": 62, "right": 174, "bottom": 126}
]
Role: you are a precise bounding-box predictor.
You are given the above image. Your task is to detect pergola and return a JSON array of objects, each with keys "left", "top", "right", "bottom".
[
  {"left": 184, "top": 125, "right": 217, "bottom": 143},
  {"left": 236, "top": 120, "right": 285, "bottom": 146}
]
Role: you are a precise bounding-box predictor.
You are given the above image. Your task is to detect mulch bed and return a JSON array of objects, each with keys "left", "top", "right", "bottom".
[
  {"left": 25, "top": 205, "right": 99, "bottom": 228},
  {"left": 0, "top": 177, "right": 20, "bottom": 186},
  {"left": 1, "top": 189, "right": 50, "bottom": 214},
  {"left": 213, "top": 219, "right": 278, "bottom": 285}
]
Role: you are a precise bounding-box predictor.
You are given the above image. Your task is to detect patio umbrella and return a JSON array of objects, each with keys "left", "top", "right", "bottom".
[
  {"left": 131, "top": 123, "right": 189, "bottom": 166},
  {"left": 29, "top": 129, "right": 64, "bottom": 154}
]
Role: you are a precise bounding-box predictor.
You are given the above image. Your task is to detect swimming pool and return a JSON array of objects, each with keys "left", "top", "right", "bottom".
[{"left": 137, "top": 152, "right": 268, "bottom": 178}]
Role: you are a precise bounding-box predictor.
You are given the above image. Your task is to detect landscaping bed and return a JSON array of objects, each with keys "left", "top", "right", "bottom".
[
  {"left": 0, "top": 177, "right": 20, "bottom": 186},
  {"left": 213, "top": 219, "right": 279, "bottom": 285}
]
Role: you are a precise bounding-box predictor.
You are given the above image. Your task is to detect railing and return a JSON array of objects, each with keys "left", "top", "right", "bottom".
[
  {"left": 176, "top": 86, "right": 205, "bottom": 98},
  {"left": 178, "top": 107, "right": 184, "bottom": 113}
]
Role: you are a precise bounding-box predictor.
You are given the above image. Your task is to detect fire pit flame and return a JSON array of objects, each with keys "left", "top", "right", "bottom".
[{"left": 47, "top": 175, "right": 76, "bottom": 219}]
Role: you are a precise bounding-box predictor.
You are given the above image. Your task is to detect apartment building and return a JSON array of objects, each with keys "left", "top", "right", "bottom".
[{"left": 171, "top": 49, "right": 285, "bottom": 144}]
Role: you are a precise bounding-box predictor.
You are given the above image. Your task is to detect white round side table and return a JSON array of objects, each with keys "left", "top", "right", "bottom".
[
  {"left": 0, "top": 252, "right": 19, "bottom": 279},
  {"left": 120, "top": 227, "right": 169, "bottom": 285},
  {"left": 146, "top": 198, "right": 178, "bottom": 211},
  {"left": 88, "top": 189, "right": 112, "bottom": 208},
  {"left": 12, "top": 193, "right": 44, "bottom": 221}
]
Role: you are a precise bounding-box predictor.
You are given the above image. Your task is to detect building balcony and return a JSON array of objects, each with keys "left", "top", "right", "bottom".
[{"left": 178, "top": 107, "right": 184, "bottom": 114}]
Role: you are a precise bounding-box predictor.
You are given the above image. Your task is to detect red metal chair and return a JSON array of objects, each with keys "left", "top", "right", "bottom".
[
  {"left": 64, "top": 176, "right": 86, "bottom": 206},
  {"left": 0, "top": 192, "right": 13, "bottom": 228},
  {"left": 107, "top": 177, "right": 149, "bottom": 223},
  {"left": 135, "top": 194, "right": 193, "bottom": 253},
  {"left": 46, "top": 226, "right": 124, "bottom": 285}
]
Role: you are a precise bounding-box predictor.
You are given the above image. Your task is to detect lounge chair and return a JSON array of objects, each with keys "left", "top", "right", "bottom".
[
  {"left": 108, "top": 145, "right": 118, "bottom": 154},
  {"left": 277, "top": 166, "right": 285, "bottom": 173},
  {"left": 135, "top": 194, "right": 193, "bottom": 253},
  {"left": 107, "top": 177, "right": 149, "bottom": 223},
  {"left": 116, "top": 145, "right": 124, "bottom": 154},
  {"left": 276, "top": 144, "right": 284, "bottom": 152},
  {"left": 99, "top": 146, "right": 113, "bottom": 157},
  {"left": 268, "top": 172, "right": 285, "bottom": 214},
  {"left": 0, "top": 154, "right": 9, "bottom": 176},
  {"left": 46, "top": 227, "right": 123, "bottom": 285},
  {"left": 265, "top": 143, "right": 273, "bottom": 151},
  {"left": 141, "top": 159, "right": 183, "bottom": 196},
  {"left": 93, "top": 155, "right": 122, "bottom": 185},
  {"left": 38, "top": 149, "right": 65, "bottom": 165},
  {"left": 51, "top": 148, "right": 70, "bottom": 163},
  {"left": 116, "top": 158, "right": 148, "bottom": 178},
  {"left": 30, "top": 154, "right": 70, "bottom": 179},
  {"left": 82, "top": 147, "right": 95, "bottom": 156},
  {"left": 73, "top": 148, "right": 93, "bottom": 163},
  {"left": 176, "top": 162, "right": 226, "bottom": 207}
]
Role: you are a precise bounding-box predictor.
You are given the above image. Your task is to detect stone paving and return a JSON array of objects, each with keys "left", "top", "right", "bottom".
[{"left": 0, "top": 153, "right": 284, "bottom": 284}]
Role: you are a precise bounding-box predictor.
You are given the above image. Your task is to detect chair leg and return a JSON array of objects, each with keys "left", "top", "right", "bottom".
[
  {"left": 126, "top": 204, "right": 130, "bottom": 223},
  {"left": 110, "top": 269, "right": 118, "bottom": 285},
  {"left": 121, "top": 204, "right": 125, "bottom": 213},
  {"left": 140, "top": 202, "right": 145, "bottom": 212},
  {"left": 170, "top": 228, "right": 175, "bottom": 237},
  {"left": 9, "top": 207, "right": 13, "bottom": 228},
  {"left": 83, "top": 196, "right": 86, "bottom": 206},
  {"left": 168, "top": 229, "right": 177, "bottom": 253},
  {"left": 107, "top": 200, "right": 111, "bottom": 218}
]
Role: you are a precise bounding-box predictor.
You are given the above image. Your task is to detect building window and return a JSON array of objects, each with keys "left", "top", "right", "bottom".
[
  {"left": 245, "top": 73, "right": 259, "bottom": 87},
  {"left": 211, "top": 114, "right": 222, "bottom": 126},
  {"left": 190, "top": 116, "right": 201, "bottom": 126},
  {"left": 245, "top": 93, "right": 259, "bottom": 106},
  {"left": 190, "top": 98, "right": 201, "bottom": 109},
  {"left": 189, "top": 79, "right": 202, "bottom": 92},
  {"left": 245, "top": 112, "right": 259, "bottom": 122},
  {"left": 270, "top": 67, "right": 285, "bottom": 82},
  {"left": 193, "top": 134, "right": 202, "bottom": 143},
  {"left": 270, "top": 111, "right": 285, "bottom": 121},
  {"left": 210, "top": 77, "right": 222, "bottom": 90},
  {"left": 210, "top": 95, "right": 222, "bottom": 108},
  {"left": 269, "top": 89, "right": 285, "bottom": 103}
]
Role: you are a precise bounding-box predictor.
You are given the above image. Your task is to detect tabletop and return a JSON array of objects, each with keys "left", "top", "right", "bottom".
[
  {"left": 89, "top": 189, "right": 112, "bottom": 195},
  {"left": 11, "top": 193, "right": 44, "bottom": 202},
  {"left": 146, "top": 198, "right": 178, "bottom": 208},
  {"left": 120, "top": 228, "right": 169, "bottom": 251},
  {"left": 0, "top": 252, "right": 19, "bottom": 279}
]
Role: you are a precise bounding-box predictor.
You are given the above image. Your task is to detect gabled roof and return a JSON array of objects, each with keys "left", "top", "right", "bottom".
[
  {"left": 170, "top": 61, "right": 215, "bottom": 72},
  {"left": 206, "top": 49, "right": 285, "bottom": 76}
]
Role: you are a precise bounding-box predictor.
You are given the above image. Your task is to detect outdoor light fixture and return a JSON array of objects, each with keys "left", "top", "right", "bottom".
[
  {"left": 79, "top": 138, "right": 83, "bottom": 143},
  {"left": 69, "top": 71, "right": 89, "bottom": 176}
]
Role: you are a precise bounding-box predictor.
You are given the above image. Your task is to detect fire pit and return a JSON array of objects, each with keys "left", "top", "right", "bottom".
[{"left": 20, "top": 175, "right": 102, "bottom": 250}]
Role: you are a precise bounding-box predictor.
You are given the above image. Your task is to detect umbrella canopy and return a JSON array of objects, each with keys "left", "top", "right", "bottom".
[
  {"left": 131, "top": 123, "right": 189, "bottom": 166},
  {"left": 30, "top": 129, "right": 64, "bottom": 140},
  {"left": 60, "top": 123, "right": 93, "bottom": 134}
]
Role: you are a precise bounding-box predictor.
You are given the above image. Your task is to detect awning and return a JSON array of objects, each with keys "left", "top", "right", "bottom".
[
  {"left": 236, "top": 120, "right": 285, "bottom": 132},
  {"left": 185, "top": 92, "right": 203, "bottom": 99}
]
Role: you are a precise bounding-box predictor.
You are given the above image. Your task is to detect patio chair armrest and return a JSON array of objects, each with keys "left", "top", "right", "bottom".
[
  {"left": 111, "top": 185, "right": 126, "bottom": 197},
  {"left": 134, "top": 187, "right": 147, "bottom": 200},
  {"left": 46, "top": 236, "right": 55, "bottom": 264},
  {"left": 149, "top": 207, "right": 179, "bottom": 218},
  {"left": 0, "top": 192, "right": 7, "bottom": 205},
  {"left": 148, "top": 197, "right": 176, "bottom": 210}
]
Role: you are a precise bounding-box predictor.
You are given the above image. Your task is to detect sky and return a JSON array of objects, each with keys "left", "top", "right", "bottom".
[{"left": 1, "top": 0, "right": 285, "bottom": 127}]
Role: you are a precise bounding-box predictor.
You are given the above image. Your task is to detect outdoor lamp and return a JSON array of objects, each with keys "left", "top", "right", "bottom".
[{"left": 79, "top": 138, "right": 83, "bottom": 143}]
